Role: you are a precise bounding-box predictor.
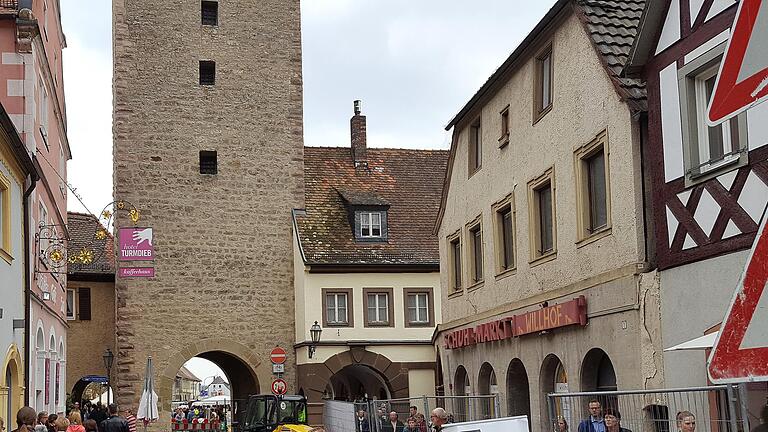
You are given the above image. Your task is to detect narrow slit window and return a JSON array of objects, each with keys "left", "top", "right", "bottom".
[
  {"left": 201, "top": 1, "right": 218, "bottom": 25},
  {"left": 199, "top": 61, "right": 216, "bottom": 85},
  {"left": 200, "top": 150, "right": 218, "bottom": 174}
]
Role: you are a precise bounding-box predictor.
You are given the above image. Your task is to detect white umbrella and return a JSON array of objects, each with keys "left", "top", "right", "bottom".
[{"left": 137, "top": 357, "right": 159, "bottom": 431}]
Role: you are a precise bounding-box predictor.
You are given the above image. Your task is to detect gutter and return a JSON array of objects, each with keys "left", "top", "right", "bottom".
[{"left": 23, "top": 178, "right": 36, "bottom": 406}]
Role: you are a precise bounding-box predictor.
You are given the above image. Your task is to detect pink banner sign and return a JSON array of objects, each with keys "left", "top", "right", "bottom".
[
  {"left": 119, "top": 227, "right": 154, "bottom": 261},
  {"left": 119, "top": 267, "right": 155, "bottom": 278}
]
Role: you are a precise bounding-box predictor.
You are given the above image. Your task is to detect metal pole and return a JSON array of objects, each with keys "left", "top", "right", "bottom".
[
  {"left": 737, "top": 384, "right": 750, "bottom": 432},
  {"left": 494, "top": 394, "right": 501, "bottom": 419},
  {"left": 422, "top": 396, "right": 429, "bottom": 421},
  {"left": 726, "top": 384, "right": 738, "bottom": 432}
]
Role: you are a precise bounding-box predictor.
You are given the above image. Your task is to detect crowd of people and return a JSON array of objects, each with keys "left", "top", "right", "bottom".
[
  {"left": 355, "top": 405, "right": 451, "bottom": 432},
  {"left": 1, "top": 403, "right": 134, "bottom": 432},
  {"left": 558, "top": 399, "right": 699, "bottom": 432},
  {"left": 171, "top": 405, "right": 227, "bottom": 430}
]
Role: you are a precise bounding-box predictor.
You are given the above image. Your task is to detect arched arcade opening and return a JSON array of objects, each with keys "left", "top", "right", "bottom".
[
  {"left": 506, "top": 358, "right": 530, "bottom": 423},
  {"left": 540, "top": 354, "right": 569, "bottom": 431},
  {"left": 581, "top": 348, "right": 617, "bottom": 410},
  {"left": 478, "top": 363, "right": 498, "bottom": 418}
]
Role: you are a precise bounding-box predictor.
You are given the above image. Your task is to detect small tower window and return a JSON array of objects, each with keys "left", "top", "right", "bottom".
[
  {"left": 199, "top": 61, "right": 216, "bottom": 85},
  {"left": 199, "top": 151, "right": 217, "bottom": 174},
  {"left": 201, "top": 1, "right": 218, "bottom": 26}
]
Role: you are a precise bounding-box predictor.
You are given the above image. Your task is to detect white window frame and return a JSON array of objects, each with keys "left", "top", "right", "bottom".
[
  {"left": 66, "top": 289, "right": 75, "bottom": 320},
  {"left": 326, "top": 292, "right": 348, "bottom": 325},
  {"left": 367, "top": 293, "right": 389, "bottom": 324},
  {"left": 694, "top": 65, "right": 738, "bottom": 172},
  {"left": 360, "top": 212, "right": 382, "bottom": 238},
  {"left": 407, "top": 293, "right": 429, "bottom": 324},
  {"left": 679, "top": 42, "right": 748, "bottom": 186}
]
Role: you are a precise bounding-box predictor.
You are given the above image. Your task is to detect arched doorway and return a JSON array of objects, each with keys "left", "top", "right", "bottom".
[
  {"left": 328, "top": 364, "right": 391, "bottom": 402},
  {"left": 161, "top": 341, "right": 262, "bottom": 428},
  {"left": 506, "top": 359, "right": 530, "bottom": 423},
  {"left": 581, "top": 348, "right": 617, "bottom": 409},
  {"left": 453, "top": 366, "right": 470, "bottom": 422},
  {"left": 71, "top": 377, "right": 113, "bottom": 407},
  {"left": 540, "top": 355, "right": 569, "bottom": 431},
  {"left": 35, "top": 328, "right": 45, "bottom": 411},
  {"left": 3, "top": 345, "right": 23, "bottom": 428},
  {"left": 478, "top": 363, "right": 497, "bottom": 419}
]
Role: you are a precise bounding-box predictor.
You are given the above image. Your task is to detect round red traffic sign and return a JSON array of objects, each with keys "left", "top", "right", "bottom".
[
  {"left": 270, "top": 347, "right": 287, "bottom": 364},
  {"left": 271, "top": 378, "right": 287, "bottom": 395}
]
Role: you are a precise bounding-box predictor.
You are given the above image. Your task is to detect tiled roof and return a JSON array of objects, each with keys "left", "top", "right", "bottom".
[
  {"left": 577, "top": 0, "right": 647, "bottom": 111},
  {"left": 0, "top": 0, "right": 16, "bottom": 14},
  {"left": 296, "top": 147, "right": 449, "bottom": 266},
  {"left": 67, "top": 212, "right": 115, "bottom": 275},
  {"left": 177, "top": 366, "right": 201, "bottom": 382}
]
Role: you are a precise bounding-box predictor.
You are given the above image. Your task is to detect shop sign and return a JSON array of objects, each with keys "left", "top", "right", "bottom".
[
  {"left": 118, "top": 267, "right": 155, "bottom": 278},
  {"left": 514, "top": 295, "right": 587, "bottom": 336},
  {"left": 118, "top": 227, "right": 154, "bottom": 261},
  {"left": 444, "top": 296, "right": 587, "bottom": 350}
]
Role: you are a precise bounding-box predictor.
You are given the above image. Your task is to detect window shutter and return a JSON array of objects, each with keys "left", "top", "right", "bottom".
[{"left": 78, "top": 288, "right": 92, "bottom": 321}]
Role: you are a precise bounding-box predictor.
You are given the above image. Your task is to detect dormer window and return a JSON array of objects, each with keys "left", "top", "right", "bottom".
[
  {"left": 360, "top": 211, "right": 382, "bottom": 238},
  {"left": 353, "top": 209, "right": 388, "bottom": 242}
]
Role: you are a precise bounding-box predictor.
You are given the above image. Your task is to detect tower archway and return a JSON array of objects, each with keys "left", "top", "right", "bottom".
[{"left": 159, "top": 339, "right": 262, "bottom": 424}]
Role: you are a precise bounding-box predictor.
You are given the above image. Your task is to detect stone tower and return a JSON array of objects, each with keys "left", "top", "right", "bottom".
[{"left": 112, "top": 0, "right": 304, "bottom": 416}]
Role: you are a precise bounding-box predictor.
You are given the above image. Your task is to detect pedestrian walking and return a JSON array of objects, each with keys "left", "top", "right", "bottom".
[
  {"left": 53, "top": 417, "right": 68, "bottom": 432},
  {"left": 604, "top": 409, "right": 631, "bottom": 432},
  {"left": 676, "top": 411, "right": 696, "bottom": 432},
  {"left": 66, "top": 413, "right": 85, "bottom": 432},
  {"left": 43, "top": 414, "right": 56, "bottom": 432},
  {"left": 578, "top": 399, "right": 605, "bottom": 432},
  {"left": 98, "top": 404, "right": 128, "bottom": 432},
  {"left": 12, "top": 407, "right": 37, "bottom": 432},
  {"left": 403, "top": 418, "right": 419, "bottom": 432},
  {"left": 557, "top": 416, "right": 569, "bottom": 432}
]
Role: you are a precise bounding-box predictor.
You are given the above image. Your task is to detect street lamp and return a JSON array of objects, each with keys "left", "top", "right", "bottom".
[
  {"left": 103, "top": 348, "right": 114, "bottom": 403},
  {"left": 308, "top": 321, "right": 322, "bottom": 359}
]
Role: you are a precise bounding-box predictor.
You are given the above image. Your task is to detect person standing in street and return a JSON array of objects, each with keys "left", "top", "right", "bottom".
[
  {"left": 604, "top": 409, "right": 631, "bottom": 432},
  {"left": 429, "top": 408, "right": 448, "bottom": 432},
  {"left": 356, "top": 410, "right": 370, "bottom": 432},
  {"left": 12, "top": 408, "right": 37, "bottom": 432},
  {"left": 676, "top": 411, "right": 696, "bottom": 432},
  {"left": 98, "top": 405, "right": 127, "bottom": 432},
  {"left": 123, "top": 410, "right": 136, "bottom": 432},
  {"left": 578, "top": 400, "right": 605, "bottom": 432},
  {"left": 382, "top": 412, "right": 404, "bottom": 432},
  {"left": 66, "top": 413, "right": 85, "bottom": 432}
]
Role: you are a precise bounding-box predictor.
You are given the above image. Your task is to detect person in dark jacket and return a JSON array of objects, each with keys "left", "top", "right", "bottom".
[
  {"left": 382, "top": 412, "right": 404, "bottom": 432},
  {"left": 98, "top": 405, "right": 127, "bottom": 432},
  {"left": 604, "top": 408, "right": 631, "bottom": 432},
  {"left": 356, "top": 410, "right": 370, "bottom": 432},
  {"left": 578, "top": 400, "right": 605, "bottom": 432}
]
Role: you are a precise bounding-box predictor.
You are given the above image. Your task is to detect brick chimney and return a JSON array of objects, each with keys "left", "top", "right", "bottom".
[{"left": 350, "top": 100, "right": 367, "bottom": 167}]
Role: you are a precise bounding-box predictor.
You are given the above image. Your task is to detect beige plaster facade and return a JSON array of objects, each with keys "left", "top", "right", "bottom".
[
  {"left": 293, "top": 231, "right": 441, "bottom": 422},
  {"left": 436, "top": 9, "right": 663, "bottom": 431},
  {"left": 65, "top": 280, "right": 115, "bottom": 402}
]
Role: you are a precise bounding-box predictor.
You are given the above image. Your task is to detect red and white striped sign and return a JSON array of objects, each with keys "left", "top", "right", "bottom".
[{"left": 270, "top": 347, "right": 286, "bottom": 364}]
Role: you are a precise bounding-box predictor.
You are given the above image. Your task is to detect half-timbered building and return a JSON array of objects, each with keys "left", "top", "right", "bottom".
[{"left": 627, "top": 0, "right": 768, "bottom": 396}]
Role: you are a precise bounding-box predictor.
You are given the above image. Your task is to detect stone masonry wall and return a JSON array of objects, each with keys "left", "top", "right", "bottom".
[{"left": 112, "top": 0, "right": 304, "bottom": 417}]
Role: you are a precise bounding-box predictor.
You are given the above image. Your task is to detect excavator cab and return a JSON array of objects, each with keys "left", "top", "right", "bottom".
[{"left": 240, "top": 394, "right": 311, "bottom": 432}]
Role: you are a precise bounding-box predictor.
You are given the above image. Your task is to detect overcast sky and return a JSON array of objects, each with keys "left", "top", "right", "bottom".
[{"left": 62, "top": 0, "right": 558, "bottom": 214}]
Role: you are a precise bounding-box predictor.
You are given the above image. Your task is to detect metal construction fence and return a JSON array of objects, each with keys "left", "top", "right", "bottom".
[
  {"left": 362, "top": 395, "right": 502, "bottom": 428},
  {"left": 546, "top": 386, "right": 746, "bottom": 432}
]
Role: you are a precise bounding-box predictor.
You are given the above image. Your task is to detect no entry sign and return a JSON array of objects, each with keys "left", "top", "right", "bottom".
[
  {"left": 271, "top": 378, "right": 287, "bottom": 395},
  {"left": 270, "top": 347, "right": 286, "bottom": 364},
  {"left": 708, "top": 211, "right": 768, "bottom": 383},
  {"left": 707, "top": 0, "right": 768, "bottom": 125}
]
